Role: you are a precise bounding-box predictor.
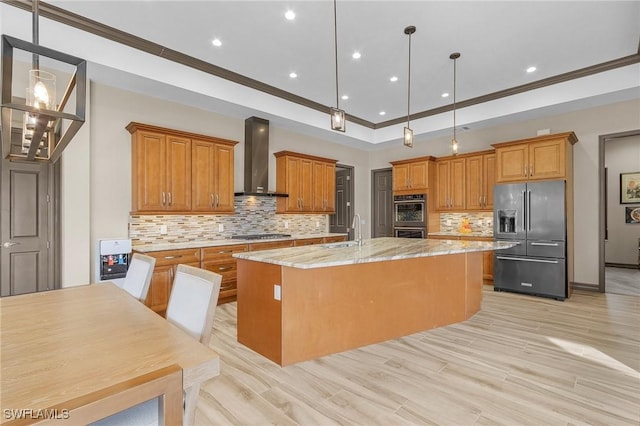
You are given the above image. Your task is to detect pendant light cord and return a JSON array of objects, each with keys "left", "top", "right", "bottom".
[
  {"left": 333, "top": 0, "right": 339, "bottom": 109},
  {"left": 453, "top": 56, "right": 456, "bottom": 141},
  {"left": 406, "top": 31, "right": 412, "bottom": 128},
  {"left": 32, "top": 0, "right": 39, "bottom": 69}
]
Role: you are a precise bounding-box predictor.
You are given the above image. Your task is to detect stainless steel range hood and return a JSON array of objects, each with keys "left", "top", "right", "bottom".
[{"left": 235, "top": 116, "right": 287, "bottom": 197}]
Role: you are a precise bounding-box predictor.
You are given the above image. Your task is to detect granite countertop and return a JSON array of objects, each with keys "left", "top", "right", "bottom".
[
  {"left": 428, "top": 231, "right": 494, "bottom": 238},
  {"left": 233, "top": 237, "right": 516, "bottom": 269},
  {"left": 133, "top": 233, "right": 347, "bottom": 253}
]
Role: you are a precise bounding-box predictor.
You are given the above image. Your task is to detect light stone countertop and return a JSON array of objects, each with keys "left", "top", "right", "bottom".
[
  {"left": 133, "top": 233, "right": 347, "bottom": 253},
  {"left": 232, "top": 237, "right": 517, "bottom": 269}
]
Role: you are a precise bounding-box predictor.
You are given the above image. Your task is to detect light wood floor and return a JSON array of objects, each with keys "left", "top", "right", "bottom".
[
  {"left": 196, "top": 288, "right": 640, "bottom": 426},
  {"left": 606, "top": 266, "right": 640, "bottom": 296}
]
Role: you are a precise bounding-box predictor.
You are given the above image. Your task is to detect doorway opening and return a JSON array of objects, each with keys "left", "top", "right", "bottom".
[
  {"left": 371, "top": 168, "right": 393, "bottom": 237},
  {"left": 599, "top": 129, "right": 640, "bottom": 296}
]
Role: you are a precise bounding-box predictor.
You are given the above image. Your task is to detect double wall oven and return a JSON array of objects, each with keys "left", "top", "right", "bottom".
[{"left": 393, "top": 194, "right": 427, "bottom": 238}]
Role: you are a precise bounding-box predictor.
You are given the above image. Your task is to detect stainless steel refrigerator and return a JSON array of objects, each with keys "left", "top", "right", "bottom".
[{"left": 493, "top": 180, "right": 567, "bottom": 300}]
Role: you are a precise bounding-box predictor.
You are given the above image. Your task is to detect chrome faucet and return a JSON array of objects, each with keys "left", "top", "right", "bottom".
[{"left": 352, "top": 213, "right": 363, "bottom": 246}]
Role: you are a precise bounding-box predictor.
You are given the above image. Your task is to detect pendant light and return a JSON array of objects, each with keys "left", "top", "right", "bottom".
[
  {"left": 1, "top": 0, "right": 87, "bottom": 163},
  {"left": 450, "top": 52, "right": 461, "bottom": 155},
  {"left": 403, "top": 26, "right": 416, "bottom": 148},
  {"left": 330, "top": 0, "right": 345, "bottom": 132}
]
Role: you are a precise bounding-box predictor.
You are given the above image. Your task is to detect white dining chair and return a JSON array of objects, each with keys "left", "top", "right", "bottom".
[
  {"left": 121, "top": 253, "right": 156, "bottom": 303},
  {"left": 90, "top": 265, "right": 221, "bottom": 426}
]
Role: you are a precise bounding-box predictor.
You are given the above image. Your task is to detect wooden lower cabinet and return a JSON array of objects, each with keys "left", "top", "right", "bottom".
[
  {"left": 142, "top": 248, "right": 201, "bottom": 316},
  {"left": 201, "top": 244, "right": 248, "bottom": 305},
  {"left": 141, "top": 236, "right": 348, "bottom": 309}
]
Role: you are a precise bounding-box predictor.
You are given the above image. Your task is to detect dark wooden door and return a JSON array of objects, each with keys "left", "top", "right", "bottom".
[
  {"left": 330, "top": 166, "right": 353, "bottom": 239},
  {"left": 1, "top": 157, "right": 54, "bottom": 296},
  {"left": 372, "top": 168, "right": 393, "bottom": 237}
]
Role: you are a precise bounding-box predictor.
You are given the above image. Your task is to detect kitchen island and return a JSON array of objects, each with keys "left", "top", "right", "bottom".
[{"left": 234, "top": 237, "right": 515, "bottom": 366}]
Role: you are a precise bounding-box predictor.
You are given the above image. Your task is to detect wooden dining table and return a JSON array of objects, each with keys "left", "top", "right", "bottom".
[{"left": 0, "top": 283, "right": 220, "bottom": 425}]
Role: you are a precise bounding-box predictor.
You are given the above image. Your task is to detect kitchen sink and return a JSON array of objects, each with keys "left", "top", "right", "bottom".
[{"left": 320, "top": 241, "right": 360, "bottom": 249}]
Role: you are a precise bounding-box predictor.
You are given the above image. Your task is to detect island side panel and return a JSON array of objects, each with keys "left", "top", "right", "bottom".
[
  {"left": 236, "top": 259, "right": 283, "bottom": 365},
  {"left": 279, "top": 253, "right": 472, "bottom": 366},
  {"left": 465, "top": 252, "right": 483, "bottom": 318}
]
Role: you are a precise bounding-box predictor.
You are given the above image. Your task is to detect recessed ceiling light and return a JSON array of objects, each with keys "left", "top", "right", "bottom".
[
  {"left": 341, "top": 95, "right": 349, "bottom": 100},
  {"left": 379, "top": 111, "right": 386, "bottom": 116},
  {"left": 285, "top": 10, "right": 295, "bottom": 20},
  {"left": 390, "top": 76, "right": 398, "bottom": 82},
  {"left": 441, "top": 92, "right": 449, "bottom": 98},
  {"left": 526, "top": 66, "right": 537, "bottom": 73},
  {"left": 211, "top": 38, "right": 222, "bottom": 47},
  {"left": 289, "top": 72, "right": 297, "bottom": 79},
  {"left": 352, "top": 51, "right": 361, "bottom": 60}
]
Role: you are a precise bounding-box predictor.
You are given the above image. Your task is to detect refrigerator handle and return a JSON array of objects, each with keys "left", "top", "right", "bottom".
[
  {"left": 522, "top": 190, "right": 526, "bottom": 232},
  {"left": 528, "top": 190, "right": 532, "bottom": 231}
]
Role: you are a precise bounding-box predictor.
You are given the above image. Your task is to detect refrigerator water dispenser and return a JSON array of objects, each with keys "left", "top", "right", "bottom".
[{"left": 497, "top": 209, "right": 517, "bottom": 233}]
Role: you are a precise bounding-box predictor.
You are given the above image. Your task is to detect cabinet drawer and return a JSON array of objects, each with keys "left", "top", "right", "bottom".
[
  {"left": 145, "top": 249, "right": 201, "bottom": 266},
  {"left": 294, "top": 238, "right": 324, "bottom": 247},
  {"left": 323, "top": 235, "right": 346, "bottom": 243},
  {"left": 202, "top": 244, "right": 247, "bottom": 260},
  {"left": 249, "top": 240, "right": 295, "bottom": 251},
  {"left": 202, "top": 260, "right": 237, "bottom": 288}
]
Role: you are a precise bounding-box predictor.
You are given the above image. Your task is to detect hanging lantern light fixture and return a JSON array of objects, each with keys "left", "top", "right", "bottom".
[
  {"left": 403, "top": 25, "right": 416, "bottom": 148},
  {"left": 330, "top": 0, "right": 346, "bottom": 132},
  {"left": 450, "top": 52, "right": 461, "bottom": 156}
]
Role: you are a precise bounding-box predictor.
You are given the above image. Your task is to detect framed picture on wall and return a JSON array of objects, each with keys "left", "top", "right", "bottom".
[
  {"left": 620, "top": 172, "right": 640, "bottom": 204},
  {"left": 625, "top": 207, "right": 640, "bottom": 224}
]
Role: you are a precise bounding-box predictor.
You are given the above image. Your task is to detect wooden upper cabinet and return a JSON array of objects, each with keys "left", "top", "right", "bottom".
[
  {"left": 389, "top": 156, "right": 435, "bottom": 193},
  {"left": 465, "top": 151, "right": 495, "bottom": 211},
  {"left": 275, "top": 151, "right": 337, "bottom": 214},
  {"left": 192, "top": 140, "right": 235, "bottom": 213},
  {"left": 492, "top": 132, "right": 578, "bottom": 183},
  {"left": 313, "top": 161, "right": 336, "bottom": 213},
  {"left": 127, "top": 122, "right": 237, "bottom": 214},
  {"left": 436, "top": 157, "right": 465, "bottom": 211}
]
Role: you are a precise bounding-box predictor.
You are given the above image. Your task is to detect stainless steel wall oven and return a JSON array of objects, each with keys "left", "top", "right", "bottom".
[{"left": 393, "top": 194, "right": 427, "bottom": 238}]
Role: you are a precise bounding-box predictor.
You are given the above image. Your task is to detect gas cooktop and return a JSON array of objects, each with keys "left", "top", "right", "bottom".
[{"left": 231, "top": 233, "right": 292, "bottom": 241}]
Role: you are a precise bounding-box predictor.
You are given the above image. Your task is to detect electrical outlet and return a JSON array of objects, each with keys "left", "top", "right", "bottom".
[
  {"left": 284, "top": 221, "right": 289, "bottom": 229},
  {"left": 274, "top": 284, "right": 281, "bottom": 301},
  {"left": 218, "top": 223, "right": 224, "bottom": 232},
  {"left": 316, "top": 221, "right": 320, "bottom": 228},
  {"left": 446, "top": 219, "right": 452, "bottom": 226},
  {"left": 160, "top": 225, "right": 167, "bottom": 235}
]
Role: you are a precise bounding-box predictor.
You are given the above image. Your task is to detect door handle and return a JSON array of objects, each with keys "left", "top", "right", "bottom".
[{"left": 3, "top": 242, "right": 18, "bottom": 248}]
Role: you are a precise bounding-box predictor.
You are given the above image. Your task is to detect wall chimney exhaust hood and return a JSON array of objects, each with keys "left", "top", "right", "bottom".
[{"left": 235, "top": 116, "right": 288, "bottom": 197}]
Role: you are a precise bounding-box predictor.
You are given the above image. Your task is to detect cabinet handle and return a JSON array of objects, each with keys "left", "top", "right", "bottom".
[
  {"left": 162, "top": 192, "right": 166, "bottom": 206},
  {"left": 524, "top": 164, "right": 528, "bottom": 177},
  {"left": 530, "top": 164, "right": 534, "bottom": 176},
  {"left": 210, "top": 193, "right": 214, "bottom": 207},
  {"left": 218, "top": 250, "right": 232, "bottom": 254},
  {"left": 168, "top": 192, "right": 172, "bottom": 206},
  {"left": 164, "top": 255, "right": 182, "bottom": 260},
  {"left": 216, "top": 194, "right": 220, "bottom": 207},
  {"left": 218, "top": 266, "right": 232, "bottom": 272}
]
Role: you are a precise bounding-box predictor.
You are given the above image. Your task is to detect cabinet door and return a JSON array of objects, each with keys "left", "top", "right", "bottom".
[
  {"left": 529, "top": 139, "right": 565, "bottom": 180},
  {"left": 409, "top": 161, "right": 428, "bottom": 190},
  {"left": 450, "top": 158, "right": 466, "bottom": 210},
  {"left": 133, "top": 131, "right": 166, "bottom": 212},
  {"left": 300, "top": 158, "right": 314, "bottom": 211},
  {"left": 313, "top": 161, "right": 336, "bottom": 212},
  {"left": 483, "top": 251, "right": 494, "bottom": 281},
  {"left": 284, "top": 156, "right": 302, "bottom": 211},
  {"left": 436, "top": 160, "right": 451, "bottom": 210},
  {"left": 191, "top": 140, "right": 215, "bottom": 212},
  {"left": 324, "top": 162, "right": 336, "bottom": 213},
  {"left": 496, "top": 144, "right": 528, "bottom": 182},
  {"left": 165, "top": 135, "right": 192, "bottom": 211},
  {"left": 465, "top": 155, "right": 483, "bottom": 210},
  {"left": 483, "top": 154, "right": 496, "bottom": 209},
  {"left": 213, "top": 143, "right": 235, "bottom": 212},
  {"left": 392, "top": 164, "right": 410, "bottom": 191},
  {"left": 146, "top": 264, "right": 173, "bottom": 315}
]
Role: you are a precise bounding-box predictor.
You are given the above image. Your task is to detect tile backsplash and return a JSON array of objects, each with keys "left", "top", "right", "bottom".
[
  {"left": 130, "top": 196, "right": 328, "bottom": 246},
  {"left": 439, "top": 212, "right": 494, "bottom": 234}
]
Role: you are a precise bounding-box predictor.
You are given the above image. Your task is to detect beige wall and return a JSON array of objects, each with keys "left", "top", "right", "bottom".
[
  {"left": 605, "top": 134, "right": 640, "bottom": 265},
  {"left": 60, "top": 78, "right": 639, "bottom": 288}
]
